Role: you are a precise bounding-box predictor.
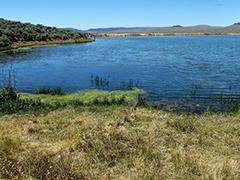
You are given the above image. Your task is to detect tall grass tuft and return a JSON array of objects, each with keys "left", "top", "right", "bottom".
[
  {"left": 0, "top": 87, "right": 42, "bottom": 114},
  {"left": 36, "top": 87, "right": 65, "bottom": 96}
]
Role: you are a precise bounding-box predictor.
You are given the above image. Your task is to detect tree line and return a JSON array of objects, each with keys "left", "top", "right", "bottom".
[{"left": 0, "top": 18, "right": 91, "bottom": 48}]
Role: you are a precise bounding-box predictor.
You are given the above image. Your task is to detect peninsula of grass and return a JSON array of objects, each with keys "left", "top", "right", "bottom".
[{"left": 20, "top": 88, "right": 145, "bottom": 107}]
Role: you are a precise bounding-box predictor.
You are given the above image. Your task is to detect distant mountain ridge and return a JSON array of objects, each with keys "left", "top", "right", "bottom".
[
  {"left": 60, "top": 28, "right": 84, "bottom": 33},
  {"left": 68, "top": 23, "right": 240, "bottom": 34}
]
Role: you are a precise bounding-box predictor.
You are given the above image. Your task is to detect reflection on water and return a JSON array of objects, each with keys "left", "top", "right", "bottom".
[{"left": 0, "top": 65, "right": 16, "bottom": 89}]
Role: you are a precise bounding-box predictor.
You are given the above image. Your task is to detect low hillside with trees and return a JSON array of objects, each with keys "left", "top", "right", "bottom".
[{"left": 0, "top": 18, "right": 92, "bottom": 49}]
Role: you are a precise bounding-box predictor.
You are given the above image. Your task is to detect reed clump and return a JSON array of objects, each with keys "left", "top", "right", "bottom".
[{"left": 0, "top": 87, "right": 42, "bottom": 114}]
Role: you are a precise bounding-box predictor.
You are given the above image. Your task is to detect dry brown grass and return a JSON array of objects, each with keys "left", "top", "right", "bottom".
[{"left": 0, "top": 106, "right": 240, "bottom": 179}]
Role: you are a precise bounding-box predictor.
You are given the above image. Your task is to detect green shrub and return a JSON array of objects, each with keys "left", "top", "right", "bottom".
[
  {"left": 0, "top": 34, "right": 11, "bottom": 47},
  {"left": 0, "top": 87, "right": 43, "bottom": 114},
  {"left": 0, "top": 86, "right": 18, "bottom": 101}
]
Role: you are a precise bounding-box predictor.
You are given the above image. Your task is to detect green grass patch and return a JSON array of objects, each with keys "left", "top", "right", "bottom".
[
  {"left": 0, "top": 87, "right": 145, "bottom": 115},
  {"left": 20, "top": 88, "right": 145, "bottom": 106}
]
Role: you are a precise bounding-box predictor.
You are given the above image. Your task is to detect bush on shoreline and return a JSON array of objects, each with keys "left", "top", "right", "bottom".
[
  {"left": 0, "top": 87, "right": 42, "bottom": 114},
  {"left": 0, "top": 18, "right": 92, "bottom": 48}
]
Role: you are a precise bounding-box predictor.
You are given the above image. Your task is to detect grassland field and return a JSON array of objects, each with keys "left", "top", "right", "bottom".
[{"left": 0, "top": 88, "right": 239, "bottom": 179}]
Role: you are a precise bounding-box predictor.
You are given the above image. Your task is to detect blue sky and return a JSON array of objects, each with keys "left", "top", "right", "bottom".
[{"left": 0, "top": 0, "right": 239, "bottom": 29}]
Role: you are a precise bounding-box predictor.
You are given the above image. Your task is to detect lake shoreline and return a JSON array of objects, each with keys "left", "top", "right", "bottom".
[
  {"left": 95, "top": 32, "right": 240, "bottom": 37},
  {"left": 2, "top": 35, "right": 240, "bottom": 111},
  {"left": 0, "top": 38, "right": 95, "bottom": 53}
]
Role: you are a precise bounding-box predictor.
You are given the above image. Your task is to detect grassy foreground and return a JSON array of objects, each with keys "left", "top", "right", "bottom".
[{"left": 0, "top": 90, "right": 240, "bottom": 179}]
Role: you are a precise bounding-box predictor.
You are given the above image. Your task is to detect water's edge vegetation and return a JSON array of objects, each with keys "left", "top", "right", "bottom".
[
  {"left": 0, "top": 38, "right": 95, "bottom": 53},
  {"left": 0, "top": 87, "right": 145, "bottom": 114}
]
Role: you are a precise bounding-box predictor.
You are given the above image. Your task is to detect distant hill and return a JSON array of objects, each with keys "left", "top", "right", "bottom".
[
  {"left": 224, "top": 23, "right": 240, "bottom": 33},
  {"left": 81, "top": 23, "right": 240, "bottom": 34},
  {"left": 0, "top": 18, "right": 91, "bottom": 49}
]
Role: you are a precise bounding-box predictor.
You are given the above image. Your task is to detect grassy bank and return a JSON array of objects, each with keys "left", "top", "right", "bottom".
[
  {"left": 0, "top": 87, "right": 145, "bottom": 114},
  {"left": 21, "top": 88, "right": 143, "bottom": 104},
  {"left": 0, "top": 38, "right": 95, "bottom": 53},
  {"left": 0, "top": 88, "right": 240, "bottom": 179},
  {"left": 0, "top": 106, "right": 240, "bottom": 179}
]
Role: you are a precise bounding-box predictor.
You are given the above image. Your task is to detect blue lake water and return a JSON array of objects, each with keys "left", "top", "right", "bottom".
[{"left": 1, "top": 36, "right": 240, "bottom": 102}]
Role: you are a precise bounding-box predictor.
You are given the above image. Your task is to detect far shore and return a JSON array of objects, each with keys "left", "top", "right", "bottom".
[
  {"left": 0, "top": 38, "right": 95, "bottom": 53},
  {"left": 94, "top": 32, "right": 240, "bottom": 37}
]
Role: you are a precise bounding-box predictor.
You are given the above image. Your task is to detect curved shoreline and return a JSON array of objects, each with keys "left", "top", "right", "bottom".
[{"left": 0, "top": 38, "right": 95, "bottom": 53}]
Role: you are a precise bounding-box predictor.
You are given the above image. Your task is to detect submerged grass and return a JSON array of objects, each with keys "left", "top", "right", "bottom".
[{"left": 0, "top": 105, "right": 239, "bottom": 179}]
